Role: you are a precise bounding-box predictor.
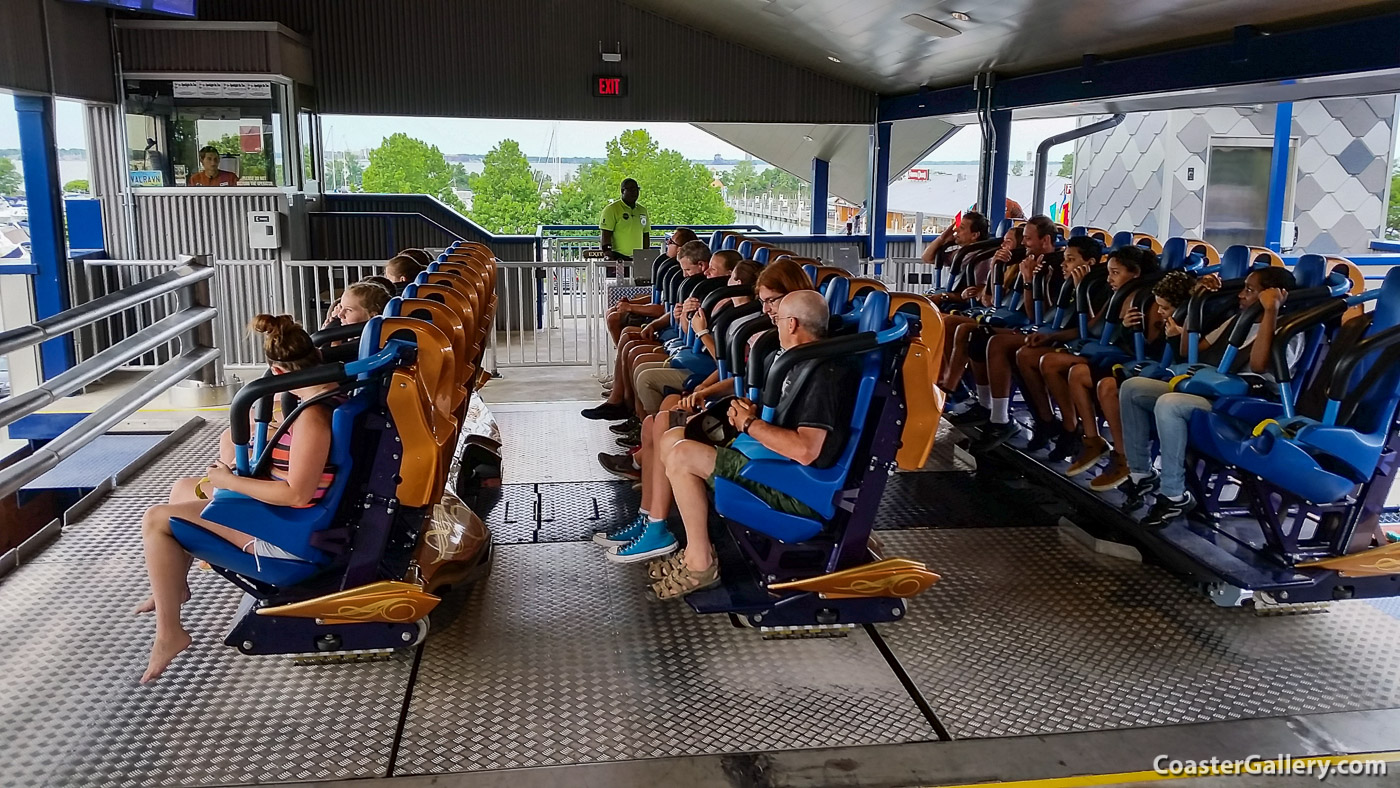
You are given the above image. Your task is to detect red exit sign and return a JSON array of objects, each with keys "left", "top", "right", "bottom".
[{"left": 593, "top": 75, "right": 627, "bottom": 97}]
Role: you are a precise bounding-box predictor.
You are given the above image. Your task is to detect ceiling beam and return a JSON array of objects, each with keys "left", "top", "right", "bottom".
[{"left": 878, "top": 10, "right": 1400, "bottom": 122}]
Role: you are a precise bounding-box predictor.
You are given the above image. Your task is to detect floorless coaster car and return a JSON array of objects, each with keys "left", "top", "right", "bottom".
[
  {"left": 686, "top": 290, "right": 944, "bottom": 628},
  {"left": 1174, "top": 268, "right": 1400, "bottom": 603},
  {"left": 171, "top": 323, "right": 490, "bottom": 656}
]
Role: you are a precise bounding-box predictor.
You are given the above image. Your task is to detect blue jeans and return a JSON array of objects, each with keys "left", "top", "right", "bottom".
[{"left": 1119, "top": 376, "right": 1212, "bottom": 498}]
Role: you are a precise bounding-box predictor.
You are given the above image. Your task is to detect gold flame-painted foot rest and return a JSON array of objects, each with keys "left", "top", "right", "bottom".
[
  {"left": 767, "top": 558, "right": 940, "bottom": 600},
  {"left": 257, "top": 580, "right": 440, "bottom": 625},
  {"left": 1296, "top": 542, "right": 1400, "bottom": 578}
]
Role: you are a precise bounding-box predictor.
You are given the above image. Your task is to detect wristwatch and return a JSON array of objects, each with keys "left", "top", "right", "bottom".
[{"left": 741, "top": 415, "right": 757, "bottom": 434}]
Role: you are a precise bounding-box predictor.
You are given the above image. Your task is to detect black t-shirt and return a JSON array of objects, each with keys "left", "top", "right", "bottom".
[{"left": 776, "top": 356, "right": 862, "bottom": 469}]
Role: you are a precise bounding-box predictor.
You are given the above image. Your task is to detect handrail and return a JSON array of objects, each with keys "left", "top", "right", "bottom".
[
  {"left": 0, "top": 254, "right": 223, "bottom": 499},
  {"left": 0, "top": 349, "right": 219, "bottom": 499},
  {"left": 0, "top": 306, "right": 216, "bottom": 429},
  {"left": 0, "top": 259, "right": 213, "bottom": 356}
]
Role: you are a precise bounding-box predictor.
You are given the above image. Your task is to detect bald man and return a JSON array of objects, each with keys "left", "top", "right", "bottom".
[{"left": 600, "top": 290, "right": 861, "bottom": 599}]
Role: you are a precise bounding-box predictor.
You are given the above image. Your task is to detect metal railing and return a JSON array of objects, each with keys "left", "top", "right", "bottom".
[
  {"left": 69, "top": 255, "right": 280, "bottom": 368},
  {"left": 0, "top": 255, "right": 221, "bottom": 498},
  {"left": 283, "top": 259, "right": 385, "bottom": 333},
  {"left": 487, "top": 260, "right": 609, "bottom": 372}
]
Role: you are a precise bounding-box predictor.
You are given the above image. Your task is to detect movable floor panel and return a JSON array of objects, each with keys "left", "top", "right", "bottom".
[
  {"left": 22, "top": 433, "right": 170, "bottom": 491},
  {"left": 486, "top": 482, "right": 643, "bottom": 545},
  {"left": 495, "top": 406, "right": 619, "bottom": 484},
  {"left": 394, "top": 542, "right": 935, "bottom": 773},
  {"left": 875, "top": 528, "right": 1400, "bottom": 739},
  {"left": 0, "top": 424, "right": 413, "bottom": 788}
]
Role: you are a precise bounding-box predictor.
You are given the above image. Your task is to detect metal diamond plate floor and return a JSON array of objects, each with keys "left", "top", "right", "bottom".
[
  {"left": 873, "top": 528, "right": 1400, "bottom": 739},
  {"left": 0, "top": 422, "right": 413, "bottom": 788},
  {"left": 495, "top": 403, "right": 619, "bottom": 484},
  {"left": 394, "top": 541, "right": 934, "bottom": 773},
  {"left": 6, "top": 405, "right": 1400, "bottom": 787}
]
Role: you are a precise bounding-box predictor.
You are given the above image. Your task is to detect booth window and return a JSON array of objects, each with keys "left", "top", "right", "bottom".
[{"left": 124, "top": 80, "right": 291, "bottom": 188}]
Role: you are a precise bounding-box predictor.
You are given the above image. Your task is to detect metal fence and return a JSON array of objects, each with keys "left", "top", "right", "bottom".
[
  {"left": 486, "top": 260, "right": 609, "bottom": 373},
  {"left": 69, "top": 256, "right": 282, "bottom": 369}
]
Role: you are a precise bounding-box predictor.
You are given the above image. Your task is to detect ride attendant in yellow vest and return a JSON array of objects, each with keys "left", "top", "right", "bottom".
[{"left": 599, "top": 178, "right": 651, "bottom": 261}]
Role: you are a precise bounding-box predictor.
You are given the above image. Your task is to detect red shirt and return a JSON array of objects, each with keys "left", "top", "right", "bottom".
[{"left": 187, "top": 170, "right": 239, "bottom": 187}]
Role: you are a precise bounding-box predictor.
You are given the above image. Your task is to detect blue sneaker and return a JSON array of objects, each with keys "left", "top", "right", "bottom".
[
  {"left": 593, "top": 513, "right": 646, "bottom": 547},
  {"left": 606, "top": 520, "right": 677, "bottom": 563}
]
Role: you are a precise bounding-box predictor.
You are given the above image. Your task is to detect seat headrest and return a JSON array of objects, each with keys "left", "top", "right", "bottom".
[
  {"left": 824, "top": 277, "right": 851, "bottom": 313},
  {"left": 1294, "top": 254, "right": 1326, "bottom": 289},
  {"left": 1372, "top": 268, "right": 1400, "bottom": 332},
  {"left": 1161, "top": 237, "right": 1186, "bottom": 271},
  {"left": 1220, "top": 245, "right": 1250, "bottom": 280},
  {"left": 1111, "top": 230, "right": 1134, "bottom": 250}
]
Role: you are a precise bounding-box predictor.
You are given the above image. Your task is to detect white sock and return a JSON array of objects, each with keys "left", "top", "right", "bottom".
[
  {"left": 991, "top": 397, "right": 1010, "bottom": 424},
  {"left": 1129, "top": 472, "right": 1149, "bottom": 483},
  {"left": 637, "top": 508, "right": 648, "bottom": 517},
  {"left": 977, "top": 385, "right": 992, "bottom": 408}
]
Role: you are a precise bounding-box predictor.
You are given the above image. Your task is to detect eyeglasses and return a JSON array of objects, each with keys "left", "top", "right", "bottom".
[
  {"left": 775, "top": 314, "right": 798, "bottom": 326},
  {"left": 760, "top": 295, "right": 784, "bottom": 307}
]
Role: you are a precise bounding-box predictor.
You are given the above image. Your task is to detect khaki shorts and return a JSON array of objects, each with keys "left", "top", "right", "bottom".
[{"left": 636, "top": 366, "right": 692, "bottom": 414}]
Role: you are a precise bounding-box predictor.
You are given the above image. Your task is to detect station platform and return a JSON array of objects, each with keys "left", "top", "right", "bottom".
[{"left": 2, "top": 395, "right": 1399, "bottom": 787}]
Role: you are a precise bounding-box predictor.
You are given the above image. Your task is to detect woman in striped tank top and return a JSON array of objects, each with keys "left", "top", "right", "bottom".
[{"left": 136, "top": 314, "right": 341, "bottom": 684}]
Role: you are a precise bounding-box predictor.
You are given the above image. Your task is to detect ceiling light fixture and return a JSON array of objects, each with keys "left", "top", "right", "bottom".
[
  {"left": 803, "top": 135, "right": 814, "bottom": 142},
  {"left": 902, "top": 13, "right": 962, "bottom": 38},
  {"left": 827, "top": 55, "right": 842, "bottom": 63},
  {"left": 950, "top": 12, "right": 970, "bottom": 21}
]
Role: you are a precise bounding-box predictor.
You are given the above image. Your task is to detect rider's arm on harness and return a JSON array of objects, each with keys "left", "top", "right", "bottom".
[
  {"left": 729, "top": 398, "right": 828, "bottom": 467},
  {"left": 1248, "top": 288, "right": 1287, "bottom": 374},
  {"left": 210, "top": 406, "right": 334, "bottom": 507}
]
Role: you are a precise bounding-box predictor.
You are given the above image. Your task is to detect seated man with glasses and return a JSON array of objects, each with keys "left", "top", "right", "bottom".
[
  {"left": 607, "top": 227, "right": 699, "bottom": 344},
  {"left": 600, "top": 290, "right": 859, "bottom": 601}
]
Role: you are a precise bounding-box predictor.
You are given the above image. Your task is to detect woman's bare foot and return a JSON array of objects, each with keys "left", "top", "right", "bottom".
[
  {"left": 140, "top": 630, "right": 193, "bottom": 684},
  {"left": 133, "top": 585, "right": 191, "bottom": 614}
]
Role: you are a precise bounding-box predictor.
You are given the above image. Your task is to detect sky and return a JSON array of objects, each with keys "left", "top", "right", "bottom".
[
  {"left": 323, "top": 115, "right": 1082, "bottom": 162},
  {"left": 0, "top": 94, "right": 1081, "bottom": 163}
]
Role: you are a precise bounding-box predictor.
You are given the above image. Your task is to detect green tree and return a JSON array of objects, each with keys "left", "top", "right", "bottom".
[
  {"left": 450, "top": 162, "right": 470, "bottom": 191},
  {"left": 721, "top": 158, "right": 762, "bottom": 194},
  {"left": 1387, "top": 167, "right": 1400, "bottom": 238},
  {"left": 0, "top": 158, "right": 23, "bottom": 196},
  {"left": 542, "top": 129, "right": 733, "bottom": 227},
  {"left": 362, "top": 133, "right": 465, "bottom": 211},
  {"left": 469, "top": 139, "right": 543, "bottom": 234},
  {"left": 1056, "top": 153, "right": 1074, "bottom": 177},
  {"left": 760, "top": 167, "right": 803, "bottom": 195},
  {"left": 63, "top": 179, "right": 89, "bottom": 194}
]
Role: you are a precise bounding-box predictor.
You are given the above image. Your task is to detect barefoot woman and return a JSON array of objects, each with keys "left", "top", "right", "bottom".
[{"left": 136, "top": 314, "right": 340, "bottom": 683}]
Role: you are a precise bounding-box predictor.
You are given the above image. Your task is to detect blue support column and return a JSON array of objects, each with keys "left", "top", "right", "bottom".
[
  {"left": 985, "top": 109, "right": 1012, "bottom": 230},
  {"left": 810, "top": 157, "right": 829, "bottom": 235},
  {"left": 15, "top": 94, "right": 74, "bottom": 379},
  {"left": 871, "top": 122, "right": 891, "bottom": 259},
  {"left": 1265, "top": 102, "right": 1294, "bottom": 252}
]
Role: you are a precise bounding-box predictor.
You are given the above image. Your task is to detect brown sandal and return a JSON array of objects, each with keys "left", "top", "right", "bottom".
[
  {"left": 652, "top": 563, "right": 720, "bottom": 600},
  {"left": 647, "top": 549, "right": 685, "bottom": 581}
]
